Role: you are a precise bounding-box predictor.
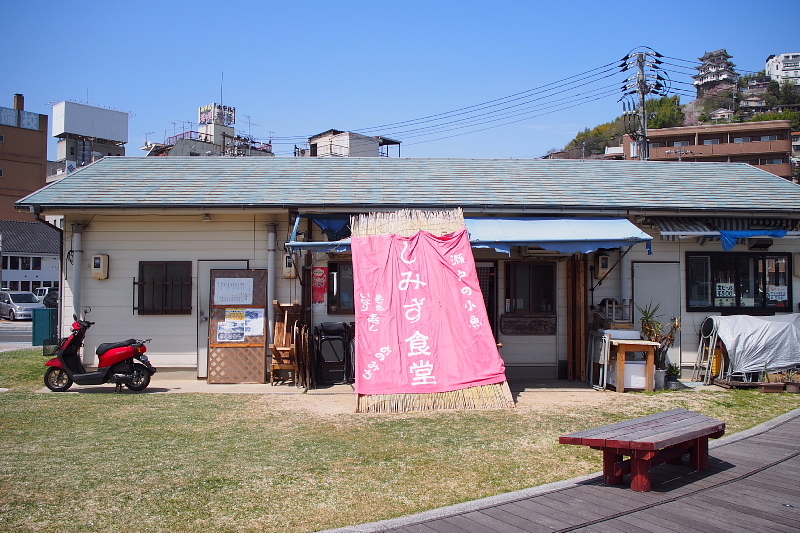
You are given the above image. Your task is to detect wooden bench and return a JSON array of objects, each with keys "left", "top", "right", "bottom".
[{"left": 559, "top": 408, "right": 725, "bottom": 492}]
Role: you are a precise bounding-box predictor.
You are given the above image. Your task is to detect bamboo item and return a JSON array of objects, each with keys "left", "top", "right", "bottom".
[
  {"left": 351, "top": 208, "right": 515, "bottom": 413},
  {"left": 357, "top": 382, "right": 516, "bottom": 413}
]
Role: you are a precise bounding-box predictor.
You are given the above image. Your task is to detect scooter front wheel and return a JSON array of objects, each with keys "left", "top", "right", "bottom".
[
  {"left": 44, "top": 367, "right": 73, "bottom": 392},
  {"left": 125, "top": 364, "right": 151, "bottom": 392}
]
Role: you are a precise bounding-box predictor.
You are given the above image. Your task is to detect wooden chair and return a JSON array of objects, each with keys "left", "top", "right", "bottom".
[{"left": 269, "top": 300, "right": 301, "bottom": 385}]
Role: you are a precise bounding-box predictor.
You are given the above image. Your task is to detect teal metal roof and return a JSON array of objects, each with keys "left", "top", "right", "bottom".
[{"left": 16, "top": 156, "right": 800, "bottom": 213}]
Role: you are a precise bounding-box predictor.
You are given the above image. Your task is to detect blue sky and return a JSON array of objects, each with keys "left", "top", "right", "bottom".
[{"left": 4, "top": 1, "right": 796, "bottom": 160}]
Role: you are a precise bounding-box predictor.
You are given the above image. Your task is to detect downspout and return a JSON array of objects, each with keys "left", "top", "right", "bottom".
[
  {"left": 620, "top": 247, "right": 632, "bottom": 322},
  {"left": 267, "top": 224, "right": 277, "bottom": 345},
  {"left": 72, "top": 224, "right": 84, "bottom": 319}
]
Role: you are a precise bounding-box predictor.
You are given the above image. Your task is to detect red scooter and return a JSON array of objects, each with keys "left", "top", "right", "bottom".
[{"left": 44, "top": 314, "right": 156, "bottom": 393}]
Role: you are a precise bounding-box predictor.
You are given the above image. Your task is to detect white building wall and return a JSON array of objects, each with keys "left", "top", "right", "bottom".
[
  {"left": 59, "top": 214, "right": 299, "bottom": 367},
  {"left": 1, "top": 255, "right": 60, "bottom": 290},
  {"left": 618, "top": 234, "right": 800, "bottom": 369},
  {"left": 766, "top": 53, "right": 800, "bottom": 84},
  {"left": 346, "top": 133, "right": 380, "bottom": 157},
  {"left": 312, "top": 132, "right": 380, "bottom": 157}
]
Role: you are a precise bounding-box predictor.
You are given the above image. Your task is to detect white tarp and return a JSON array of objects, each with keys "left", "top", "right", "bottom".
[{"left": 714, "top": 314, "right": 800, "bottom": 374}]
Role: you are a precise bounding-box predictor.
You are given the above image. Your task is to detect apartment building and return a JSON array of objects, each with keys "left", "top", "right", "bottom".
[
  {"left": 623, "top": 120, "right": 793, "bottom": 181},
  {"left": 766, "top": 53, "right": 800, "bottom": 84},
  {"left": 0, "top": 94, "right": 48, "bottom": 221}
]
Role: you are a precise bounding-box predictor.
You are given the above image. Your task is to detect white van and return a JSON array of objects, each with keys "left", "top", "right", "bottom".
[{"left": 33, "top": 287, "right": 56, "bottom": 302}]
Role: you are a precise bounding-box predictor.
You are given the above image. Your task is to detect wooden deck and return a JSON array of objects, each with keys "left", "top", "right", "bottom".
[{"left": 321, "top": 408, "right": 800, "bottom": 533}]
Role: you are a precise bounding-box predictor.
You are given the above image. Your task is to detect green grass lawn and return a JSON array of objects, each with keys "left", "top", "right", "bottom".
[{"left": 1, "top": 347, "right": 798, "bottom": 533}]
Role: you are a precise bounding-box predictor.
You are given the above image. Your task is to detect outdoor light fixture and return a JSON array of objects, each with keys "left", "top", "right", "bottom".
[{"left": 202, "top": 214, "right": 211, "bottom": 222}]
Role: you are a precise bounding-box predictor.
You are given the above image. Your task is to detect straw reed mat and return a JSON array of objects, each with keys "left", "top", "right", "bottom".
[{"left": 351, "top": 208, "right": 515, "bottom": 413}]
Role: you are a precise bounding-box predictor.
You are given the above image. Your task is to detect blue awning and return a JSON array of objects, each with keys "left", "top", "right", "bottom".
[
  {"left": 465, "top": 217, "right": 652, "bottom": 254},
  {"left": 286, "top": 217, "right": 652, "bottom": 254}
]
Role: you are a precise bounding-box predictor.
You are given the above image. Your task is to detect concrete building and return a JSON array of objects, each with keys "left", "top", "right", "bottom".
[
  {"left": 0, "top": 220, "right": 60, "bottom": 292},
  {"left": 52, "top": 101, "right": 128, "bottom": 172},
  {"left": 142, "top": 103, "right": 274, "bottom": 157},
  {"left": 298, "top": 129, "right": 401, "bottom": 157},
  {"left": 0, "top": 94, "right": 48, "bottom": 221},
  {"left": 766, "top": 53, "right": 800, "bottom": 84},
  {"left": 624, "top": 120, "right": 794, "bottom": 181}
]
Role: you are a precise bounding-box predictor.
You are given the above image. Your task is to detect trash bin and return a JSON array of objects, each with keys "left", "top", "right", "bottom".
[{"left": 32, "top": 308, "right": 58, "bottom": 346}]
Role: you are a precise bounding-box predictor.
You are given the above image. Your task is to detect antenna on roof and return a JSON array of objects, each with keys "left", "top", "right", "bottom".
[{"left": 220, "top": 72, "right": 224, "bottom": 107}]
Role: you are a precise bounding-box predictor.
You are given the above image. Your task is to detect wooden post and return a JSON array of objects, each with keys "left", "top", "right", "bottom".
[
  {"left": 602, "top": 449, "right": 624, "bottom": 485},
  {"left": 631, "top": 450, "right": 658, "bottom": 492},
  {"left": 577, "top": 255, "right": 587, "bottom": 382},
  {"left": 690, "top": 436, "right": 709, "bottom": 471},
  {"left": 567, "top": 257, "right": 575, "bottom": 381}
]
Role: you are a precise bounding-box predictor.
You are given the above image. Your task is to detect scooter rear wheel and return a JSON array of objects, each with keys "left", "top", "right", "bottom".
[
  {"left": 44, "top": 367, "right": 73, "bottom": 392},
  {"left": 125, "top": 364, "right": 151, "bottom": 392}
]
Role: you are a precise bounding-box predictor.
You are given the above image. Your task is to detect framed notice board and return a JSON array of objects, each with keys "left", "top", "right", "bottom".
[{"left": 207, "top": 269, "right": 268, "bottom": 383}]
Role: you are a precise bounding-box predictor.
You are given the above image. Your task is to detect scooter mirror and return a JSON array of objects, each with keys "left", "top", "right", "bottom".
[{"left": 83, "top": 306, "right": 92, "bottom": 315}]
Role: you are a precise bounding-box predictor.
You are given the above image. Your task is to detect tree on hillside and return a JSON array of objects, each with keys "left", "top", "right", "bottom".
[
  {"left": 563, "top": 118, "right": 627, "bottom": 158},
  {"left": 647, "top": 96, "right": 685, "bottom": 129},
  {"left": 750, "top": 111, "right": 800, "bottom": 131},
  {"left": 778, "top": 81, "right": 800, "bottom": 105}
]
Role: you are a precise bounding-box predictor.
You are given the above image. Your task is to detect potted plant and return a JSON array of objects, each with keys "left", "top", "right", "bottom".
[
  {"left": 783, "top": 369, "right": 800, "bottom": 393},
  {"left": 636, "top": 302, "right": 681, "bottom": 389},
  {"left": 757, "top": 363, "right": 784, "bottom": 393},
  {"left": 666, "top": 363, "right": 682, "bottom": 382}
]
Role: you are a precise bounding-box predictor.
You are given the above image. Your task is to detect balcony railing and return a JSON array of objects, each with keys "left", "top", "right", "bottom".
[{"left": 649, "top": 139, "right": 791, "bottom": 159}]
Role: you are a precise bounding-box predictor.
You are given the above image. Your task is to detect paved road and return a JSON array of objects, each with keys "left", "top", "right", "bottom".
[{"left": 0, "top": 320, "right": 33, "bottom": 344}]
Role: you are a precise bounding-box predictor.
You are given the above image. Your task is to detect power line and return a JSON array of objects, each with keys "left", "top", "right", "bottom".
[{"left": 259, "top": 49, "right": 702, "bottom": 150}]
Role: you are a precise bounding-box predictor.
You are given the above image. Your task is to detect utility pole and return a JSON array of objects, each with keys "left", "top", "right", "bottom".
[
  {"left": 636, "top": 53, "right": 649, "bottom": 161},
  {"left": 620, "top": 48, "right": 669, "bottom": 162}
]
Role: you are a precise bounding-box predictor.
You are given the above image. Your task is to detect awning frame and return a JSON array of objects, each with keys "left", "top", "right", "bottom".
[{"left": 286, "top": 216, "right": 653, "bottom": 255}]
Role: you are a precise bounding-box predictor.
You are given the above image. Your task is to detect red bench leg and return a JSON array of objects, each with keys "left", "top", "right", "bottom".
[
  {"left": 602, "top": 449, "right": 624, "bottom": 485},
  {"left": 690, "top": 436, "right": 709, "bottom": 471},
  {"left": 631, "top": 450, "right": 658, "bottom": 492}
]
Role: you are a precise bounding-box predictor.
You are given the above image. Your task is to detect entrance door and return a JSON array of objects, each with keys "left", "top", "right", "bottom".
[
  {"left": 475, "top": 262, "right": 497, "bottom": 335},
  {"left": 197, "top": 260, "right": 248, "bottom": 378},
  {"left": 632, "top": 262, "right": 682, "bottom": 365}
]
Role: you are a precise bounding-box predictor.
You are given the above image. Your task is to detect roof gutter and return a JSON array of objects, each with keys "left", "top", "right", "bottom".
[{"left": 19, "top": 202, "right": 800, "bottom": 216}]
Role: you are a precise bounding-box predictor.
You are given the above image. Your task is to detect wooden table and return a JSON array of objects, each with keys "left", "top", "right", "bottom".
[
  {"left": 610, "top": 339, "right": 660, "bottom": 392},
  {"left": 559, "top": 408, "right": 726, "bottom": 492}
]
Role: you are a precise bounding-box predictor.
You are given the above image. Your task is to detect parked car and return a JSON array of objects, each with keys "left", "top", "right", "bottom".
[
  {"left": 0, "top": 291, "right": 46, "bottom": 320},
  {"left": 43, "top": 291, "right": 60, "bottom": 309},
  {"left": 33, "top": 287, "right": 57, "bottom": 302}
]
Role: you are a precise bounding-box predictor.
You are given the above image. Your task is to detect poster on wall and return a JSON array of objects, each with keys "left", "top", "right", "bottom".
[
  {"left": 312, "top": 266, "right": 328, "bottom": 313},
  {"left": 244, "top": 308, "right": 265, "bottom": 335},
  {"left": 351, "top": 229, "right": 506, "bottom": 395},
  {"left": 214, "top": 278, "right": 253, "bottom": 305},
  {"left": 217, "top": 320, "right": 245, "bottom": 342}
]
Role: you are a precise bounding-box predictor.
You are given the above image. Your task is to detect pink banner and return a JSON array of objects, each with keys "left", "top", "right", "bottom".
[{"left": 352, "top": 228, "right": 506, "bottom": 395}]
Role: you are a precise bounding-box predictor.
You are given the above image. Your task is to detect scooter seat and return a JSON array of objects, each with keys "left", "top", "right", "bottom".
[{"left": 96, "top": 339, "right": 137, "bottom": 356}]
